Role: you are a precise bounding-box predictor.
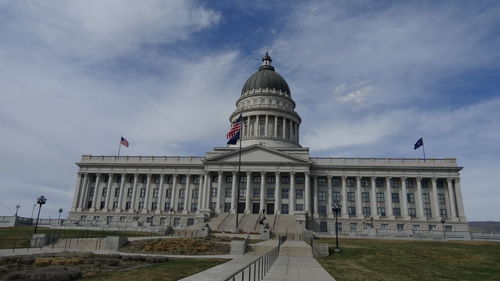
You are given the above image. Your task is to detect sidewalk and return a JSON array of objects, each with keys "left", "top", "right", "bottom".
[
  {"left": 179, "top": 255, "right": 259, "bottom": 281},
  {"left": 262, "top": 256, "right": 336, "bottom": 281}
]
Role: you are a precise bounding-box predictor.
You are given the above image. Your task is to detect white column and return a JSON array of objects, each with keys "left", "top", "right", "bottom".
[
  {"left": 370, "top": 177, "right": 378, "bottom": 219},
  {"left": 274, "top": 116, "right": 278, "bottom": 137},
  {"left": 156, "top": 174, "right": 164, "bottom": 214},
  {"left": 91, "top": 173, "right": 101, "bottom": 211},
  {"left": 78, "top": 173, "right": 89, "bottom": 210},
  {"left": 275, "top": 172, "right": 281, "bottom": 214},
  {"left": 290, "top": 172, "right": 296, "bottom": 214},
  {"left": 129, "top": 173, "right": 138, "bottom": 213},
  {"left": 454, "top": 177, "right": 466, "bottom": 220},
  {"left": 294, "top": 123, "right": 298, "bottom": 142},
  {"left": 289, "top": 119, "right": 293, "bottom": 141},
  {"left": 71, "top": 173, "right": 83, "bottom": 212},
  {"left": 341, "top": 176, "right": 348, "bottom": 218},
  {"left": 231, "top": 171, "right": 237, "bottom": 213},
  {"left": 204, "top": 173, "right": 211, "bottom": 210},
  {"left": 431, "top": 177, "right": 440, "bottom": 219},
  {"left": 416, "top": 177, "right": 425, "bottom": 219},
  {"left": 198, "top": 172, "right": 206, "bottom": 212},
  {"left": 143, "top": 174, "right": 152, "bottom": 213},
  {"left": 385, "top": 177, "right": 393, "bottom": 218},
  {"left": 183, "top": 175, "right": 191, "bottom": 213},
  {"left": 401, "top": 177, "right": 409, "bottom": 219},
  {"left": 282, "top": 117, "right": 286, "bottom": 138},
  {"left": 255, "top": 115, "right": 259, "bottom": 137},
  {"left": 245, "top": 171, "right": 251, "bottom": 214},
  {"left": 447, "top": 178, "right": 457, "bottom": 219},
  {"left": 327, "top": 176, "right": 332, "bottom": 217},
  {"left": 305, "top": 172, "right": 311, "bottom": 213},
  {"left": 356, "top": 176, "right": 363, "bottom": 218},
  {"left": 260, "top": 172, "right": 266, "bottom": 214},
  {"left": 265, "top": 115, "right": 269, "bottom": 137},
  {"left": 104, "top": 173, "right": 113, "bottom": 211},
  {"left": 170, "top": 174, "right": 177, "bottom": 212},
  {"left": 216, "top": 171, "right": 223, "bottom": 213},
  {"left": 117, "top": 173, "right": 126, "bottom": 212},
  {"left": 313, "top": 175, "right": 318, "bottom": 216}
]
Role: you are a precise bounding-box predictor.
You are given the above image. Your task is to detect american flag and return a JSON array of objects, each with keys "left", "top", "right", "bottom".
[
  {"left": 226, "top": 115, "right": 242, "bottom": 140},
  {"left": 120, "top": 136, "right": 129, "bottom": 147}
]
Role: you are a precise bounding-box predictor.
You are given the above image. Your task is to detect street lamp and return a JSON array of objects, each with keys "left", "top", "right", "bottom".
[
  {"left": 30, "top": 203, "right": 36, "bottom": 225},
  {"left": 441, "top": 217, "right": 446, "bottom": 238},
  {"left": 332, "top": 202, "right": 342, "bottom": 252},
  {"left": 34, "top": 196, "right": 47, "bottom": 234},
  {"left": 15, "top": 204, "right": 20, "bottom": 217},
  {"left": 58, "top": 208, "right": 63, "bottom": 225}
]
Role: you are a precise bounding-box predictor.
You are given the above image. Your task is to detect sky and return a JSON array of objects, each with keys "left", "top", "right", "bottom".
[{"left": 0, "top": 0, "right": 499, "bottom": 221}]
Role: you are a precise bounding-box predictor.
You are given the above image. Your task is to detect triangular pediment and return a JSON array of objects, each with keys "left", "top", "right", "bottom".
[{"left": 205, "top": 145, "right": 310, "bottom": 164}]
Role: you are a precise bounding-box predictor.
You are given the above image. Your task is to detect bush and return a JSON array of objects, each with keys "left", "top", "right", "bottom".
[
  {"left": 3, "top": 267, "right": 82, "bottom": 281},
  {"left": 144, "top": 256, "right": 168, "bottom": 263},
  {"left": 122, "top": 255, "right": 146, "bottom": 262}
]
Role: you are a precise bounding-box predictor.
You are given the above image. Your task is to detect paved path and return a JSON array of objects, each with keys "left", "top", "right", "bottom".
[
  {"left": 179, "top": 255, "right": 259, "bottom": 281},
  {"left": 263, "top": 256, "right": 336, "bottom": 281}
]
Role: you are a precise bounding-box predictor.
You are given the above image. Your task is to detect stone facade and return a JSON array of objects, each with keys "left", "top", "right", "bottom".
[{"left": 68, "top": 54, "right": 468, "bottom": 234}]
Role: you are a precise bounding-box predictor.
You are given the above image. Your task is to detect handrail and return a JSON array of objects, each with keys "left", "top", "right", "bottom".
[{"left": 223, "top": 243, "right": 281, "bottom": 281}]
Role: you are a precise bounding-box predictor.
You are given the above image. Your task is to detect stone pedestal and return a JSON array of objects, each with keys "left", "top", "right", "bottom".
[
  {"left": 230, "top": 240, "right": 247, "bottom": 255},
  {"left": 260, "top": 229, "right": 270, "bottom": 240}
]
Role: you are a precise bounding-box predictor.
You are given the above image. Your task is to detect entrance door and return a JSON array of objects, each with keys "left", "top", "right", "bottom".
[
  {"left": 252, "top": 203, "right": 260, "bottom": 214},
  {"left": 237, "top": 202, "right": 245, "bottom": 213},
  {"left": 266, "top": 203, "right": 275, "bottom": 214}
]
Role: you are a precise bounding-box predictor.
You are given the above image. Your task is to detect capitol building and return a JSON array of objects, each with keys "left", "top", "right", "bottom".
[{"left": 68, "top": 54, "right": 468, "bottom": 236}]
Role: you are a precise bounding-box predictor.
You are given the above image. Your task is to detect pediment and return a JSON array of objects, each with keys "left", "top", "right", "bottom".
[{"left": 205, "top": 145, "right": 310, "bottom": 164}]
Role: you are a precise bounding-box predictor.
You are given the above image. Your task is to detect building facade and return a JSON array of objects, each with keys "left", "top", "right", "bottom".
[{"left": 68, "top": 54, "right": 468, "bottom": 234}]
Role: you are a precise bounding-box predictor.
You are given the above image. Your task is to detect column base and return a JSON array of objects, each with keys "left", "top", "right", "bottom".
[
  {"left": 155, "top": 210, "right": 162, "bottom": 214},
  {"left": 115, "top": 209, "right": 122, "bottom": 213},
  {"left": 89, "top": 208, "right": 96, "bottom": 212},
  {"left": 76, "top": 208, "right": 82, "bottom": 212}
]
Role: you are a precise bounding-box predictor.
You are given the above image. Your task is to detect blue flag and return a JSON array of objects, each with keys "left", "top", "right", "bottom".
[
  {"left": 414, "top": 137, "right": 423, "bottom": 150},
  {"left": 227, "top": 131, "right": 240, "bottom": 145}
]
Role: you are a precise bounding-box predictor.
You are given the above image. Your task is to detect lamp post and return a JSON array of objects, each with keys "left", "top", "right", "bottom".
[
  {"left": 15, "top": 204, "right": 20, "bottom": 217},
  {"left": 169, "top": 208, "right": 174, "bottom": 227},
  {"left": 441, "top": 217, "right": 446, "bottom": 238},
  {"left": 30, "top": 203, "right": 36, "bottom": 225},
  {"left": 58, "top": 208, "right": 63, "bottom": 225},
  {"left": 332, "top": 202, "right": 342, "bottom": 252},
  {"left": 34, "top": 196, "right": 47, "bottom": 234}
]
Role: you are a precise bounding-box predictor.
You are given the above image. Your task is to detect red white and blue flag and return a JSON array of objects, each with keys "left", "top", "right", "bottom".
[
  {"left": 120, "top": 136, "right": 129, "bottom": 147},
  {"left": 227, "top": 115, "right": 242, "bottom": 145}
]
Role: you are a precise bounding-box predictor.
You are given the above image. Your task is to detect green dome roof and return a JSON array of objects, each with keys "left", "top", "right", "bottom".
[{"left": 241, "top": 54, "right": 291, "bottom": 96}]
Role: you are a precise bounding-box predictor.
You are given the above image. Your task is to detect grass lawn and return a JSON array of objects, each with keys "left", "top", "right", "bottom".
[
  {"left": 0, "top": 226, "right": 152, "bottom": 249},
  {"left": 317, "top": 238, "right": 500, "bottom": 281},
  {"left": 82, "top": 258, "right": 228, "bottom": 281}
]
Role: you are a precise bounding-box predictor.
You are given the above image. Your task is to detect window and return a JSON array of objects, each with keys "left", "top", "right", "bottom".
[
  {"left": 160, "top": 218, "right": 166, "bottom": 225},
  {"left": 332, "top": 177, "right": 341, "bottom": 187},
  {"left": 333, "top": 192, "right": 341, "bottom": 202},
  {"left": 318, "top": 205, "right": 327, "bottom": 215},
  {"left": 114, "top": 188, "right": 120, "bottom": 197},
  {"left": 377, "top": 207, "right": 386, "bottom": 216},
  {"left": 390, "top": 179, "right": 399, "bottom": 188},
  {"left": 422, "top": 193, "right": 430, "bottom": 204},
  {"left": 100, "top": 201, "right": 105, "bottom": 209},
  {"left": 318, "top": 191, "right": 326, "bottom": 201},
  {"left": 224, "top": 202, "right": 231, "bottom": 212},
  {"left": 173, "top": 218, "right": 180, "bottom": 226},
  {"left": 282, "top": 204, "right": 289, "bottom": 214},
  {"left": 89, "top": 187, "right": 95, "bottom": 197},
  {"left": 376, "top": 178, "right": 385, "bottom": 187},
  {"left": 281, "top": 177, "right": 290, "bottom": 184},
  {"left": 376, "top": 192, "right": 385, "bottom": 203},
  {"left": 437, "top": 180, "right": 444, "bottom": 189},
  {"left": 167, "top": 176, "right": 173, "bottom": 184},
  {"left": 361, "top": 178, "right": 370, "bottom": 187},
  {"left": 253, "top": 176, "right": 261, "bottom": 184},
  {"left": 154, "top": 176, "right": 160, "bottom": 184},
  {"left": 296, "top": 189, "right": 304, "bottom": 199},
  {"left": 318, "top": 177, "right": 326, "bottom": 186},
  {"left": 212, "top": 176, "right": 218, "bottom": 183},
  {"left": 209, "top": 202, "right": 216, "bottom": 210},
  {"left": 438, "top": 194, "right": 446, "bottom": 204},
  {"left": 266, "top": 176, "right": 275, "bottom": 184},
  {"left": 128, "top": 176, "right": 134, "bottom": 183},
  {"left": 413, "top": 225, "right": 421, "bottom": 231},
  {"left": 346, "top": 178, "right": 355, "bottom": 187},
  {"left": 226, "top": 176, "right": 232, "bottom": 183},
  {"left": 295, "top": 176, "right": 304, "bottom": 184},
  {"left": 392, "top": 193, "right": 400, "bottom": 203},
  {"left": 440, "top": 209, "right": 448, "bottom": 219},
  {"left": 139, "top": 188, "right": 146, "bottom": 198},
  {"left": 125, "top": 201, "right": 131, "bottom": 210},
  {"left": 429, "top": 225, "right": 436, "bottom": 231},
  {"left": 348, "top": 207, "right": 356, "bottom": 216},
  {"left": 191, "top": 203, "right": 198, "bottom": 212},
  {"left": 166, "top": 189, "right": 172, "bottom": 198},
  {"left": 116, "top": 175, "right": 121, "bottom": 183},
  {"left": 187, "top": 218, "right": 194, "bottom": 226},
  {"left": 406, "top": 179, "right": 414, "bottom": 188},
  {"left": 425, "top": 208, "right": 432, "bottom": 218},
  {"left": 282, "top": 188, "right": 289, "bottom": 199},
  {"left": 408, "top": 208, "right": 416, "bottom": 217},
  {"left": 239, "top": 176, "right": 246, "bottom": 183},
  {"left": 397, "top": 224, "right": 404, "bottom": 232},
  {"left": 393, "top": 208, "right": 401, "bottom": 217},
  {"left": 112, "top": 201, "right": 118, "bottom": 209},
  {"left": 380, "top": 223, "right": 388, "bottom": 230},
  {"left": 267, "top": 189, "right": 275, "bottom": 199},
  {"left": 153, "top": 188, "right": 159, "bottom": 198},
  {"left": 211, "top": 188, "right": 218, "bottom": 197},
  {"left": 138, "top": 202, "right": 144, "bottom": 210},
  {"left": 193, "top": 176, "right": 199, "bottom": 184},
  {"left": 362, "top": 192, "right": 370, "bottom": 202},
  {"left": 102, "top": 188, "right": 107, "bottom": 197},
  {"left": 192, "top": 189, "right": 199, "bottom": 199},
  {"left": 350, "top": 223, "right": 357, "bottom": 232},
  {"left": 253, "top": 188, "right": 260, "bottom": 198},
  {"left": 177, "top": 202, "right": 184, "bottom": 211},
  {"left": 178, "top": 189, "right": 185, "bottom": 199},
  {"left": 407, "top": 193, "right": 415, "bottom": 203},
  {"left": 348, "top": 192, "right": 355, "bottom": 202},
  {"left": 421, "top": 179, "right": 430, "bottom": 188},
  {"left": 445, "top": 225, "right": 452, "bottom": 232},
  {"left": 362, "top": 207, "right": 371, "bottom": 216},
  {"left": 151, "top": 202, "right": 157, "bottom": 211},
  {"left": 141, "top": 175, "right": 147, "bottom": 184},
  {"left": 180, "top": 176, "right": 186, "bottom": 184},
  {"left": 164, "top": 202, "right": 171, "bottom": 211},
  {"left": 296, "top": 204, "right": 304, "bottom": 211},
  {"left": 239, "top": 188, "right": 245, "bottom": 197},
  {"left": 225, "top": 188, "right": 232, "bottom": 198}
]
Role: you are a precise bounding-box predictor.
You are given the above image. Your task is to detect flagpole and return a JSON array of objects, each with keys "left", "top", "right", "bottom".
[
  {"left": 235, "top": 108, "right": 244, "bottom": 231},
  {"left": 421, "top": 135, "right": 426, "bottom": 161},
  {"left": 117, "top": 137, "right": 122, "bottom": 157}
]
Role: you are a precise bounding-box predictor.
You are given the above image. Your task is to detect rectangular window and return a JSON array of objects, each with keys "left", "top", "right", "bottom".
[
  {"left": 114, "top": 188, "right": 120, "bottom": 197},
  {"left": 154, "top": 176, "right": 160, "bottom": 184},
  {"left": 381, "top": 223, "right": 388, "bottom": 230},
  {"left": 406, "top": 179, "right": 415, "bottom": 188},
  {"left": 211, "top": 188, "right": 218, "bottom": 197},
  {"left": 125, "top": 201, "right": 131, "bottom": 210},
  {"left": 295, "top": 176, "right": 304, "bottom": 184},
  {"left": 377, "top": 207, "right": 386, "bottom": 216},
  {"left": 212, "top": 176, "right": 218, "bottom": 183},
  {"left": 153, "top": 188, "right": 159, "bottom": 198},
  {"left": 350, "top": 223, "right": 357, "bottom": 232},
  {"left": 89, "top": 187, "right": 95, "bottom": 197},
  {"left": 408, "top": 208, "right": 416, "bottom": 217},
  {"left": 178, "top": 189, "right": 185, "bottom": 199},
  {"left": 376, "top": 178, "right": 385, "bottom": 187},
  {"left": 225, "top": 188, "right": 232, "bottom": 198},
  {"left": 253, "top": 176, "right": 261, "bottom": 183},
  {"left": 173, "top": 218, "right": 180, "bottom": 226},
  {"left": 393, "top": 208, "right": 401, "bottom": 217},
  {"left": 361, "top": 178, "right": 370, "bottom": 187},
  {"left": 437, "top": 180, "right": 444, "bottom": 189},
  {"left": 407, "top": 193, "right": 415, "bottom": 203},
  {"left": 296, "top": 204, "right": 304, "bottom": 211},
  {"left": 112, "top": 201, "right": 118, "bottom": 209},
  {"left": 100, "top": 201, "right": 105, "bottom": 209},
  {"left": 318, "top": 205, "right": 327, "bottom": 215},
  {"left": 139, "top": 188, "right": 146, "bottom": 198},
  {"left": 392, "top": 193, "right": 400, "bottom": 203},
  {"left": 239, "top": 188, "right": 246, "bottom": 197},
  {"left": 445, "top": 225, "right": 452, "bottom": 232},
  {"left": 160, "top": 218, "right": 166, "bottom": 225},
  {"left": 166, "top": 189, "right": 172, "bottom": 198},
  {"left": 429, "top": 225, "right": 436, "bottom": 231},
  {"left": 102, "top": 188, "right": 107, "bottom": 197},
  {"left": 192, "top": 189, "right": 199, "bottom": 199},
  {"left": 440, "top": 209, "right": 448, "bottom": 219},
  {"left": 422, "top": 193, "right": 430, "bottom": 204},
  {"left": 333, "top": 192, "right": 341, "bottom": 202},
  {"left": 141, "top": 175, "right": 147, "bottom": 183},
  {"left": 425, "top": 208, "right": 432, "bottom": 218},
  {"left": 128, "top": 176, "right": 134, "bottom": 183},
  {"left": 187, "top": 218, "right": 194, "bottom": 226},
  {"left": 348, "top": 207, "right": 356, "bottom": 216},
  {"left": 239, "top": 176, "right": 246, "bottom": 183},
  {"left": 282, "top": 188, "right": 289, "bottom": 199},
  {"left": 253, "top": 188, "right": 260, "bottom": 198},
  {"left": 438, "top": 194, "right": 446, "bottom": 204},
  {"left": 422, "top": 179, "right": 430, "bottom": 188},
  {"left": 191, "top": 203, "right": 198, "bottom": 212},
  {"left": 362, "top": 207, "right": 371, "bottom": 216},
  {"left": 390, "top": 179, "right": 399, "bottom": 188},
  {"left": 226, "top": 176, "right": 232, "bottom": 183},
  {"left": 224, "top": 202, "right": 231, "bottom": 212},
  {"left": 413, "top": 224, "right": 421, "bottom": 231},
  {"left": 167, "top": 176, "right": 173, "bottom": 184},
  {"left": 266, "top": 176, "right": 275, "bottom": 184},
  {"left": 281, "top": 204, "right": 289, "bottom": 214},
  {"left": 318, "top": 191, "right": 326, "bottom": 201},
  {"left": 116, "top": 175, "right": 121, "bottom": 183},
  {"left": 296, "top": 189, "right": 304, "bottom": 199},
  {"left": 151, "top": 202, "right": 157, "bottom": 211},
  {"left": 209, "top": 202, "right": 216, "bottom": 210},
  {"left": 138, "top": 202, "right": 144, "bottom": 210},
  {"left": 180, "top": 176, "right": 187, "bottom": 184},
  {"left": 164, "top": 202, "right": 170, "bottom": 211},
  {"left": 193, "top": 176, "right": 199, "bottom": 184},
  {"left": 346, "top": 178, "right": 355, "bottom": 187},
  {"left": 177, "top": 202, "right": 184, "bottom": 212},
  {"left": 397, "top": 224, "right": 404, "bottom": 232},
  {"left": 281, "top": 177, "right": 290, "bottom": 184},
  {"left": 332, "top": 177, "right": 341, "bottom": 187},
  {"left": 318, "top": 177, "right": 326, "bottom": 186},
  {"left": 267, "top": 189, "right": 275, "bottom": 199},
  {"left": 347, "top": 192, "right": 355, "bottom": 202},
  {"left": 376, "top": 192, "right": 385, "bottom": 203},
  {"left": 362, "top": 192, "right": 370, "bottom": 202}
]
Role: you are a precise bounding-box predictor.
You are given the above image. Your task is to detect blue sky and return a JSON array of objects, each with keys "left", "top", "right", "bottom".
[{"left": 0, "top": 0, "right": 499, "bottom": 221}]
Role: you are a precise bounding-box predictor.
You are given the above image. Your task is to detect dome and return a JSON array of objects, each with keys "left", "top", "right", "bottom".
[{"left": 241, "top": 53, "right": 291, "bottom": 96}]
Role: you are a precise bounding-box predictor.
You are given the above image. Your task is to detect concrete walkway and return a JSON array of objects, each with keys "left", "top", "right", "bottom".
[
  {"left": 179, "top": 254, "right": 259, "bottom": 281},
  {"left": 263, "top": 256, "right": 336, "bottom": 281}
]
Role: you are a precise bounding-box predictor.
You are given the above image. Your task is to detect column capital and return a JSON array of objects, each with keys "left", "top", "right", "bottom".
[
  {"left": 232, "top": 171, "right": 237, "bottom": 176},
  {"left": 290, "top": 171, "right": 296, "bottom": 176},
  {"left": 431, "top": 177, "right": 437, "bottom": 182},
  {"left": 416, "top": 176, "right": 422, "bottom": 181},
  {"left": 385, "top": 176, "right": 391, "bottom": 181},
  {"left": 246, "top": 171, "right": 251, "bottom": 176},
  {"left": 356, "top": 175, "right": 361, "bottom": 180},
  {"left": 275, "top": 171, "right": 280, "bottom": 176},
  {"left": 453, "top": 177, "right": 461, "bottom": 183},
  {"left": 342, "top": 175, "right": 347, "bottom": 180},
  {"left": 260, "top": 171, "right": 266, "bottom": 176},
  {"left": 446, "top": 177, "right": 453, "bottom": 183},
  {"left": 304, "top": 171, "right": 310, "bottom": 176},
  {"left": 147, "top": 173, "right": 152, "bottom": 177},
  {"left": 218, "top": 170, "right": 223, "bottom": 176},
  {"left": 400, "top": 176, "right": 407, "bottom": 180},
  {"left": 120, "top": 172, "right": 126, "bottom": 176}
]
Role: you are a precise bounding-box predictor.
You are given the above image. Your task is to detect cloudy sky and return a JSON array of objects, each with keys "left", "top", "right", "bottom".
[{"left": 1, "top": 0, "right": 499, "bottom": 221}]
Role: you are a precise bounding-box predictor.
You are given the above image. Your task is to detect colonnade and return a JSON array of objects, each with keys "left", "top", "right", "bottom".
[{"left": 241, "top": 114, "right": 299, "bottom": 143}]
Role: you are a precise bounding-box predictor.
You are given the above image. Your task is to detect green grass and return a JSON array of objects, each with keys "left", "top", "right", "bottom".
[
  {"left": 82, "top": 258, "right": 228, "bottom": 281},
  {"left": 0, "top": 226, "right": 152, "bottom": 249},
  {"left": 317, "top": 238, "right": 500, "bottom": 281}
]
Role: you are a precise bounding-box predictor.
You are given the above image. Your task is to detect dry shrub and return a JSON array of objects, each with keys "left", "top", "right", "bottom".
[
  {"left": 34, "top": 258, "right": 52, "bottom": 267},
  {"left": 143, "top": 238, "right": 230, "bottom": 255}
]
